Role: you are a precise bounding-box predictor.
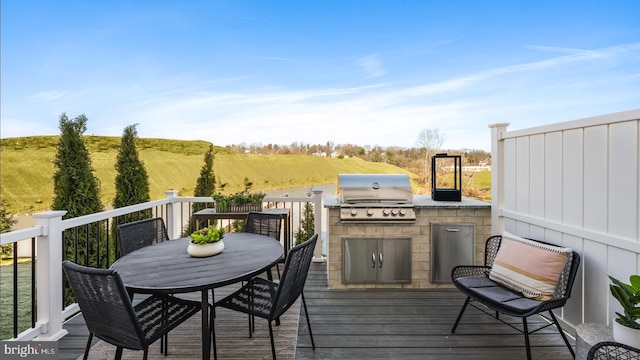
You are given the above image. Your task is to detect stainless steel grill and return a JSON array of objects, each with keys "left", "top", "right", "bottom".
[{"left": 338, "top": 174, "right": 416, "bottom": 223}]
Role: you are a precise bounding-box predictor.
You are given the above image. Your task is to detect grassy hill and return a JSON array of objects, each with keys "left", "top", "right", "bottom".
[{"left": 1, "top": 136, "right": 417, "bottom": 214}]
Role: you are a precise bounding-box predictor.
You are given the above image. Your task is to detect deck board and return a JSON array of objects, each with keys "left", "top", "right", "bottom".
[{"left": 59, "top": 262, "right": 576, "bottom": 359}]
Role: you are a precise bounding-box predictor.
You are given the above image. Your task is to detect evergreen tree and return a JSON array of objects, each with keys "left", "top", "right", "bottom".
[
  {"left": 294, "top": 202, "right": 315, "bottom": 245},
  {"left": 0, "top": 200, "right": 18, "bottom": 258},
  {"left": 51, "top": 113, "right": 106, "bottom": 304},
  {"left": 194, "top": 144, "right": 216, "bottom": 198},
  {"left": 191, "top": 145, "right": 216, "bottom": 231},
  {"left": 52, "top": 113, "right": 104, "bottom": 218},
  {"left": 113, "top": 124, "right": 150, "bottom": 209}
]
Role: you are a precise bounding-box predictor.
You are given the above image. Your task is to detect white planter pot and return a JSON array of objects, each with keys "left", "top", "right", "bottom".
[
  {"left": 612, "top": 320, "right": 640, "bottom": 349},
  {"left": 187, "top": 240, "right": 225, "bottom": 258}
]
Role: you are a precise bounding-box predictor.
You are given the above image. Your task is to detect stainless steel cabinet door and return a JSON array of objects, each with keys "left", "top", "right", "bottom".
[
  {"left": 378, "top": 238, "right": 411, "bottom": 283},
  {"left": 343, "top": 238, "right": 378, "bottom": 283},
  {"left": 431, "top": 224, "right": 474, "bottom": 283}
]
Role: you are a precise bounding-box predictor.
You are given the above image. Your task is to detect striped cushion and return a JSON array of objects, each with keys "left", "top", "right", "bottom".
[{"left": 489, "top": 232, "right": 572, "bottom": 300}]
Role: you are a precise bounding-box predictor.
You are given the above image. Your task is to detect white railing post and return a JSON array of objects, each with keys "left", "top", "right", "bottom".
[
  {"left": 164, "top": 190, "right": 181, "bottom": 239},
  {"left": 489, "top": 123, "right": 509, "bottom": 235},
  {"left": 312, "top": 189, "right": 325, "bottom": 262},
  {"left": 33, "top": 210, "right": 68, "bottom": 341}
]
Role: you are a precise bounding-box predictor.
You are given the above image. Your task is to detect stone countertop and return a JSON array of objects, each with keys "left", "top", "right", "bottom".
[{"left": 322, "top": 194, "right": 490, "bottom": 208}]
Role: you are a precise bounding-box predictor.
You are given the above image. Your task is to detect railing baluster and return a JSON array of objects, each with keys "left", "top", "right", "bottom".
[{"left": 13, "top": 241, "right": 18, "bottom": 338}]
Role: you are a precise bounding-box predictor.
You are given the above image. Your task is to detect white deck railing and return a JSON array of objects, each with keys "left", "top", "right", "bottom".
[{"left": 0, "top": 190, "right": 324, "bottom": 341}]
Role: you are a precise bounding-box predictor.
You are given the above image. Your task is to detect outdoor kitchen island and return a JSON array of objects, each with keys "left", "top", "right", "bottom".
[{"left": 324, "top": 194, "right": 491, "bottom": 289}]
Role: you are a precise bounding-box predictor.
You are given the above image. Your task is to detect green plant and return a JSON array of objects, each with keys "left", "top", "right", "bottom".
[
  {"left": 609, "top": 274, "right": 640, "bottom": 329},
  {"left": 295, "top": 201, "right": 315, "bottom": 246},
  {"left": 190, "top": 225, "right": 225, "bottom": 244},
  {"left": 212, "top": 191, "right": 265, "bottom": 212}
]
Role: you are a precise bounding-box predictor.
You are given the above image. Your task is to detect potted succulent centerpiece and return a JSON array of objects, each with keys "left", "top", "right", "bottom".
[
  {"left": 609, "top": 274, "right": 640, "bottom": 348},
  {"left": 187, "top": 225, "right": 225, "bottom": 257}
]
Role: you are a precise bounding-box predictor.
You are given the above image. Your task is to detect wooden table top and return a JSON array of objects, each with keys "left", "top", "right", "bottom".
[{"left": 110, "top": 232, "right": 283, "bottom": 294}]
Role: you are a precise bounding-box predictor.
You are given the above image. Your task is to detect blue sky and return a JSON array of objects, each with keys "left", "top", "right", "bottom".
[{"left": 2, "top": 1, "right": 639, "bottom": 151}]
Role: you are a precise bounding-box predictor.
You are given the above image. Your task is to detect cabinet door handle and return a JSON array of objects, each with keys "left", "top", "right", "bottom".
[
  {"left": 379, "top": 253, "right": 383, "bottom": 268},
  {"left": 446, "top": 228, "right": 461, "bottom": 232},
  {"left": 372, "top": 253, "right": 376, "bottom": 268}
]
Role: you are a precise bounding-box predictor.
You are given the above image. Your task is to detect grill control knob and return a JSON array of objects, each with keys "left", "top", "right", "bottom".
[
  {"left": 366, "top": 209, "right": 374, "bottom": 217},
  {"left": 350, "top": 209, "right": 358, "bottom": 217},
  {"left": 382, "top": 209, "right": 391, "bottom": 216},
  {"left": 399, "top": 209, "right": 407, "bottom": 216},
  {"left": 391, "top": 209, "right": 398, "bottom": 216}
]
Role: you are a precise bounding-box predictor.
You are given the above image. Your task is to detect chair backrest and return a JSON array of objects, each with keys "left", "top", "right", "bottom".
[
  {"left": 244, "top": 212, "right": 283, "bottom": 240},
  {"left": 587, "top": 341, "right": 640, "bottom": 360},
  {"left": 62, "top": 260, "right": 146, "bottom": 350},
  {"left": 485, "top": 235, "right": 581, "bottom": 300},
  {"left": 271, "top": 234, "right": 318, "bottom": 318},
  {"left": 116, "top": 217, "right": 169, "bottom": 257}
]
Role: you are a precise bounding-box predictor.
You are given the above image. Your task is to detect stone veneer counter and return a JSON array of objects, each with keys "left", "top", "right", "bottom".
[{"left": 324, "top": 195, "right": 491, "bottom": 289}]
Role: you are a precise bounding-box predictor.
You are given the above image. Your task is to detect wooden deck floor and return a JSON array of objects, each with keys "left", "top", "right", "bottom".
[{"left": 59, "top": 262, "right": 576, "bottom": 359}]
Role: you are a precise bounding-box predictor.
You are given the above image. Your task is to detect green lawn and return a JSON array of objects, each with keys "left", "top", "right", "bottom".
[
  {"left": 1, "top": 136, "right": 415, "bottom": 214},
  {"left": 0, "top": 261, "right": 34, "bottom": 340}
]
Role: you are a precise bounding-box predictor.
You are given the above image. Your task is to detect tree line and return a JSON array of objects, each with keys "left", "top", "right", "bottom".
[{"left": 227, "top": 128, "right": 490, "bottom": 185}]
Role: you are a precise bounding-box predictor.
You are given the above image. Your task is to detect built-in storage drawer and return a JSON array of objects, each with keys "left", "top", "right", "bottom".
[
  {"left": 343, "top": 238, "right": 411, "bottom": 283},
  {"left": 431, "top": 224, "right": 475, "bottom": 284}
]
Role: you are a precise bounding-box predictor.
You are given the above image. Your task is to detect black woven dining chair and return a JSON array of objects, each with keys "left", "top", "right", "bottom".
[
  {"left": 116, "top": 217, "right": 169, "bottom": 258},
  {"left": 244, "top": 212, "right": 283, "bottom": 278},
  {"left": 213, "top": 234, "right": 318, "bottom": 360},
  {"left": 587, "top": 341, "right": 640, "bottom": 359},
  {"left": 62, "top": 260, "right": 201, "bottom": 360}
]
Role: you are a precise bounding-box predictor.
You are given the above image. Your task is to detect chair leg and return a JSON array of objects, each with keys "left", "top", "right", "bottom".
[
  {"left": 115, "top": 347, "right": 123, "bottom": 360},
  {"left": 83, "top": 332, "right": 94, "bottom": 360},
  {"left": 451, "top": 296, "right": 471, "bottom": 333},
  {"left": 548, "top": 310, "right": 575, "bottom": 358},
  {"left": 302, "top": 292, "right": 315, "bottom": 349},
  {"left": 268, "top": 321, "right": 277, "bottom": 360},
  {"left": 523, "top": 318, "right": 532, "bottom": 360}
]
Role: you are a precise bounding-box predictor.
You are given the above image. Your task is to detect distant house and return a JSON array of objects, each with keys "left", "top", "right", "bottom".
[{"left": 479, "top": 158, "right": 491, "bottom": 166}]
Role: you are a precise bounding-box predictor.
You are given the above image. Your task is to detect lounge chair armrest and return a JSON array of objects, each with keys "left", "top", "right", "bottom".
[{"left": 451, "top": 265, "right": 491, "bottom": 280}]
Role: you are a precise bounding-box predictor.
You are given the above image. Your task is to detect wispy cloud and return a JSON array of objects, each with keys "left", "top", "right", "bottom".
[
  {"left": 259, "top": 56, "right": 302, "bottom": 62},
  {"left": 357, "top": 54, "right": 386, "bottom": 78},
  {"left": 32, "top": 90, "right": 68, "bottom": 102}
]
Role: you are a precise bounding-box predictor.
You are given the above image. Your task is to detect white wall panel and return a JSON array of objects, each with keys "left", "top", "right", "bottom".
[
  {"left": 608, "top": 247, "right": 638, "bottom": 324},
  {"left": 504, "top": 139, "right": 517, "bottom": 212},
  {"left": 562, "top": 129, "right": 584, "bottom": 227},
  {"left": 530, "top": 135, "right": 545, "bottom": 218},
  {"left": 493, "top": 112, "right": 640, "bottom": 332},
  {"left": 545, "top": 132, "right": 563, "bottom": 222},
  {"left": 583, "top": 240, "right": 607, "bottom": 324},
  {"left": 516, "top": 137, "right": 530, "bottom": 215},
  {"left": 609, "top": 121, "right": 639, "bottom": 240},
  {"left": 584, "top": 126, "right": 609, "bottom": 233},
  {"left": 562, "top": 235, "right": 583, "bottom": 325}
]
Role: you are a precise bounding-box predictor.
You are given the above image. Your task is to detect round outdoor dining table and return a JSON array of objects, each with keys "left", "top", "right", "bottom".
[{"left": 110, "top": 232, "right": 283, "bottom": 360}]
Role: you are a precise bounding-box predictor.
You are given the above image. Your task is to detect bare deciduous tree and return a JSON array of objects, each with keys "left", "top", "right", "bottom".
[{"left": 416, "top": 128, "right": 445, "bottom": 187}]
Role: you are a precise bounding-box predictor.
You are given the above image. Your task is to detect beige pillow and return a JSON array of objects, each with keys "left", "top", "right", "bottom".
[{"left": 489, "top": 231, "right": 572, "bottom": 300}]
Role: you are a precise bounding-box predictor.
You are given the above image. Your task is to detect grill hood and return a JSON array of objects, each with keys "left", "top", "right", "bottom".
[{"left": 338, "top": 174, "right": 413, "bottom": 205}]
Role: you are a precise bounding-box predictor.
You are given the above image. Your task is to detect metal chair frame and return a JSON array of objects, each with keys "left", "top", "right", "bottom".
[
  {"left": 116, "top": 217, "right": 169, "bottom": 258},
  {"left": 62, "top": 260, "right": 201, "bottom": 360},
  {"left": 587, "top": 341, "right": 640, "bottom": 359},
  {"left": 451, "top": 235, "right": 581, "bottom": 360},
  {"left": 244, "top": 211, "right": 284, "bottom": 278},
  {"left": 213, "top": 234, "right": 318, "bottom": 360}
]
